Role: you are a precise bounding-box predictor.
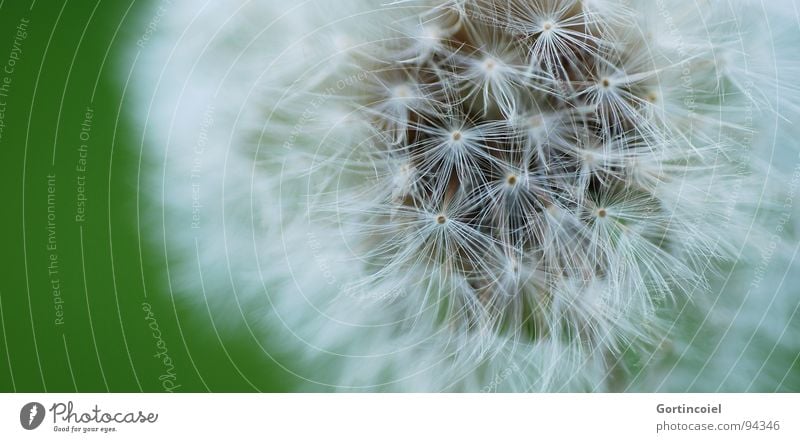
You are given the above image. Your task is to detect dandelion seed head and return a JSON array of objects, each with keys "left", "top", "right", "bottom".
[
  {"left": 147, "top": 0, "right": 799, "bottom": 392},
  {"left": 317, "top": 0, "right": 761, "bottom": 377}
]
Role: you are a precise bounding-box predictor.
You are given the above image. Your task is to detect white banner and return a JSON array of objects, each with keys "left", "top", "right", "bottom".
[{"left": 0, "top": 394, "right": 797, "bottom": 441}]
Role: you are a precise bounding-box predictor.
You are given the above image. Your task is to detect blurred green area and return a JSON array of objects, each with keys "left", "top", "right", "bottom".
[{"left": 0, "top": 0, "right": 291, "bottom": 392}]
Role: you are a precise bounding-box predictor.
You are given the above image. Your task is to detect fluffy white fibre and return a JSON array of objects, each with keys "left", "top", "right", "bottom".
[{"left": 133, "top": 0, "right": 800, "bottom": 391}]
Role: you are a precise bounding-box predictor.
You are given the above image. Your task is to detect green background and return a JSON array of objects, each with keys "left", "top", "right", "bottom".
[{"left": 0, "top": 0, "right": 292, "bottom": 392}]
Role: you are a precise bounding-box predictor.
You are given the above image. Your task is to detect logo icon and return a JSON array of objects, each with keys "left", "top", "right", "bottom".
[{"left": 20, "top": 402, "right": 45, "bottom": 430}]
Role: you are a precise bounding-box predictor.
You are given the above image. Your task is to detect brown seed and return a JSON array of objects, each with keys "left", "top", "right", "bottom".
[
  {"left": 436, "top": 215, "right": 447, "bottom": 224},
  {"left": 597, "top": 208, "right": 607, "bottom": 218}
]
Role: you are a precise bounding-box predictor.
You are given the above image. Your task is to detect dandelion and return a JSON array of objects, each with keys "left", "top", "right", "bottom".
[{"left": 142, "top": 0, "right": 800, "bottom": 391}]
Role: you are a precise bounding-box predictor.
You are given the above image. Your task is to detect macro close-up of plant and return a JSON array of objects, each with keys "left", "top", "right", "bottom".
[{"left": 133, "top": 0, "right": 800, "bottom": 392}]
